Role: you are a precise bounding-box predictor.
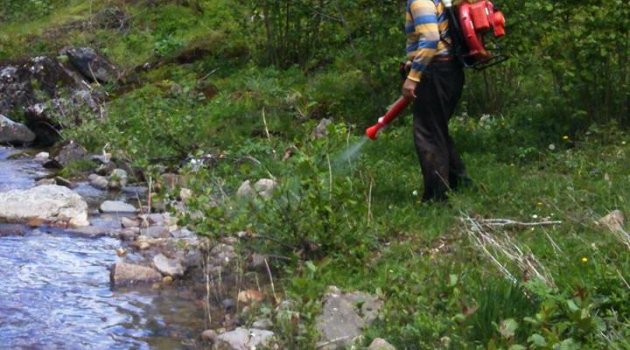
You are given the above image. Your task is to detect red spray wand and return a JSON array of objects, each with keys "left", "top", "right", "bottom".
[{"left": 365, "top": 96, "right": 411, "bottom": 140}]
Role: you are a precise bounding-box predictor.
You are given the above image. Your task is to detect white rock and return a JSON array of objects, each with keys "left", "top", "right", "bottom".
[
  {"left": 236, "top": 180, "right": 254, "bottom": 198},
  {"left": 254, "top": 179, "right": 277, "bottom": 199},
  {"left": 213, "top": 328, "right": 275, "bottom": 350},
  {"left": 88, "top": 173, "right": 109, "bottom": 190},
  {"left": 153, "top": 253, "right": 185, "bottom": 277},
  {"left": 0, "top": 185, "right": 88, "bottom": 227},
  {"left": 100, "top": 200, "right": 137, "bottom": 213},
  {"left": 34, "top": 152, "right": 50, "bottom": 162},
  {"left": 598, "top": 210, "right": 625, "bottom": 233},
  {"left": 121, "top": 216, "right": 140, "bottom": 228},
  {"left": 316, "top": 287, "right": 383, "bottom": 350}
]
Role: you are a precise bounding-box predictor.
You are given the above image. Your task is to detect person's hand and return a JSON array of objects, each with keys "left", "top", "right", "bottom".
[{"left": 402, "top": 78, "right": 418, "bottom": 99}]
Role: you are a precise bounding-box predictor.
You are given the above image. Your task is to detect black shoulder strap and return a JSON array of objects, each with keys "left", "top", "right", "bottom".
[{"left": 443, "top": 5, "right": 471, "bottom": 67}]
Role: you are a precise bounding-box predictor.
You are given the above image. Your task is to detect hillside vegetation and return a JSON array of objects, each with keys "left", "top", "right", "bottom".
[{"left": 1, "top": 0, "right": 628, "bottom": 349}]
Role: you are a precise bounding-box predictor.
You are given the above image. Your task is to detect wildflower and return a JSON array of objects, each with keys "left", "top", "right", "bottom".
[
  {"left": 581, "top": 257, "right": 588, "bottom": 263},
  {"left": 548, "top": 144, "right": 556, "bottom": 151},
  {"left": 536, "top": 202, "right": 543, "bottom": 206},
  {"left": 412, "top": 190, "right": 418, "bottom": 196},
  {"left": 562, "top": 135, "right": 569, "bottom": 141}
]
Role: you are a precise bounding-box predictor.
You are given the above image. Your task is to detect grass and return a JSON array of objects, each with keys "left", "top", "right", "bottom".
[
  {"left": 176, "top": 116, "right": 628, "bottom": 348},
  {"left": 2, "top": 1, "right": 628, "bottom": 348}
]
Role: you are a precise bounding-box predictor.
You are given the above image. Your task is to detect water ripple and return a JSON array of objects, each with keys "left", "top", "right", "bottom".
[
  {"left": 0, "top": 234, "right": 205, "bottom": 349},
  {"left": 0, "top": 148, "right": 206, "bottom": 350}
]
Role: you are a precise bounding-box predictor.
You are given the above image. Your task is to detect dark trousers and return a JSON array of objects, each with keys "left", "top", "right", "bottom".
[{"left": 412, "top": 61, "right": 466, "bottom": 202}]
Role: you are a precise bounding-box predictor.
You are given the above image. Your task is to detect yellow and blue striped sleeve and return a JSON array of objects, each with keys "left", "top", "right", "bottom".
[{"left": 406, "top": 0, "right": 440, "bottom": 82}]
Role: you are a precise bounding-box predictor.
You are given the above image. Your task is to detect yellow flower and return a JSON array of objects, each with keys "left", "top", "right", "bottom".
[
  {"left": 581, "top": 257, "right": 588, "bottom": 263},
  {"left": 562, "top": 135, "right": 570, "bottom": 141}
]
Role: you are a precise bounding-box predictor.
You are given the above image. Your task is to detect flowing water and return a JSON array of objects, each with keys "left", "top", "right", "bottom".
[{"left": 0, "top": 147, "right": 208, "bottom": 350}]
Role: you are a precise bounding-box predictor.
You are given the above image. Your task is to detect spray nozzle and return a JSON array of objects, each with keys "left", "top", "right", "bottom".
[
  {"left": 364, "top": 96, "right": 411, "bottom": 140},
  {"left": 365, "top": 122, "right": 384, "bottom": 140}
]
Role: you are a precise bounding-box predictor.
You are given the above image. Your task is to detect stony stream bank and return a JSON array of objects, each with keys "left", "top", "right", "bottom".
[
  {"left": 0, "top": 145, "right": 394, "bottom": 350},
  {"left": 0, "top": 48, "right": 393, "bottom": 349},
  {"left": 0, "top": 146, "right": 278, "bottom": 349}
]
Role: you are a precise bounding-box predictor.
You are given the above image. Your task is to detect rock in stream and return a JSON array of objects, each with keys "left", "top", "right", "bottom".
[{"left": 0, "top": 185, "right": 88, "bottom": 227}]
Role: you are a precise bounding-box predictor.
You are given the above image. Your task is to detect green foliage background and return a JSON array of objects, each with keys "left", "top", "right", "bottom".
[{"left": 1, "top": 0, "right": 628, "bottom": 349}]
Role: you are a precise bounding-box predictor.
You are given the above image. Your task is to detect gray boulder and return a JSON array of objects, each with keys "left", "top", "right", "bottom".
[
  {"left": 100, "top": 200, "right": 137, "bottom": 213},
  {"left": 254, "top": 179, "right": 277, "bottom": 199},
  {"left": 153, "top": 253, "right": 185, "bottom": 277},
  {"left": 61, "top": 47, "right": 118, "bottom": 84},
  {"left": 0, "top": 185, "right": 88, "bottom": 227},
  {"left": 110, "top": 262, "right": 162, "bottom": 287},
  {"left": 56, "top": 140, "right": 88, "bottom": 166},
  {"left": 236, "top": 180, "right": 254, "bottom": 198},
  {"left": 121, "top": 217, "right": 139, "bottom": 228},
  {"left": 236, "top": 179, "right": 278, "bottom": 199},
  {"left": 213, "top": 328, "right": 275, "bottom": 350},
  {"left": 34, "top": 152, "right": 50, "bottom": 162},
  {"left": 315, "top": 286, "right": 384, "bottom": 350},
  {"left": 0, "top": 57, "right": 88, "bottom": 146},
  {"left": 88, "top": 173, "right": 109, "bottom": 190},
  {"left": 0, "top": 114, "right": 36, "bottom": 144},
  {"left": 0, "top": 57, "right": 83, "bottom": 116},
  {"left": 142, "top": 226, "right": 170, "bottom": 238},
  {"left": 24, "top": 90, "right": 104, "bottom": 146}
]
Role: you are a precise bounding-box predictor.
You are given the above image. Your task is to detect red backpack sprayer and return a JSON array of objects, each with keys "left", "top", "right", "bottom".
[{"left": 365, "top": 0, "right": 506, "bottom": 140}]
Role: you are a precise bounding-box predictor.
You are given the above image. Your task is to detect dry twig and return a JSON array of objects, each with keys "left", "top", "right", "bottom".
[{"left": 462, "top": 213, "right": 557, "bottom": 287}]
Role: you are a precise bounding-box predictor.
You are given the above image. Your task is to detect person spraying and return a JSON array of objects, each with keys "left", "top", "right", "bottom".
[
  {"left": 366, "top": 0, "right": 505, "bottom": 202},
  {"left": 402, "top": 0, "right": 470, "bottom": 202}
]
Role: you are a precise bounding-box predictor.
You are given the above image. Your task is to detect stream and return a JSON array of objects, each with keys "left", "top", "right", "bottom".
[{"left": 0, "top": 147, "right": 208, "bottom": 350}]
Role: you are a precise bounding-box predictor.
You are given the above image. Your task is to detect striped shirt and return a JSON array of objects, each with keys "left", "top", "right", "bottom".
[{"left": 405, "top": 0, "right": 453, "bottom": 82}]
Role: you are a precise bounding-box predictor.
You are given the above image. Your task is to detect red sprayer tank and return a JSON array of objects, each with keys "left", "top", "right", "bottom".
[{"left": 457, "top": 1, "right": 506, "bottom": 62}]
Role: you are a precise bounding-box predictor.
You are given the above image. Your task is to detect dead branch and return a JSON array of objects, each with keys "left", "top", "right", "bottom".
[
  {"left": 461, "top": 213, "right": 556, "bottom": 287},
  {"left": 480, "top": 218, "right": 563, "bottom": 227}
]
